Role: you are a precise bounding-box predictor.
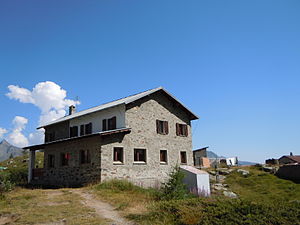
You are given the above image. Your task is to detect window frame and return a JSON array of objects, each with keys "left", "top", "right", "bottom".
[
  {"left": 134, "top": 148, "right": 147, "bottom": 163},
  {"left": 85, "top": 123, "right": 92, "bottom": 135},
  {"left": 80, "top": 149, "right": 91, "bottom": 164},
  {"left": 156, "top": 120, "right": 169, "bottom": 135},
  {"left": 113, "top": 147, "right": 124, "bottom": 164},
  {"left": 176, "top": 123, "right": 188, "bottom": 137},
  {"left": 48, "top": 154, "right": 55, "bottom": 168},
  {"left": 70, "top": 126, "right": 78, "bottom": 138},
  {"left": 103, "top": 116, "right": 117, "bottom": 131},
  {"left": 180, "top": 151, "right": 187, "bottom": 164},
  {"left": 61, "top": 152, "right": 70, "bottom": 166},
  {"left": 160, "top": 150, "right": 168, "bottom": 164}
]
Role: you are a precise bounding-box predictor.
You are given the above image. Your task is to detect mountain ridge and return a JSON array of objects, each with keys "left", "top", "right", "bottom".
[{"left": 0, "top": 139, "right": 24, "bottom": 162}]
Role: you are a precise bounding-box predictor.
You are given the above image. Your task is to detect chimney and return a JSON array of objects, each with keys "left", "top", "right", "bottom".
[
  {"left": 69, "top": 105, "right": 76, "bottom": 115},
  {"left": 290, "top": 152, "right": 293, "bottom": 156}
]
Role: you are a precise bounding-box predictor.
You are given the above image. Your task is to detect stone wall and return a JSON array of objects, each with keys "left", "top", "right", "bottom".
[
  {"left": 42, "top": 136, "right": 102, "bottom": 186},
  {"left": 276, "top": 164, "right": 300, "bottom": 183},
  {"left": 100, "top": 91, "right": 194, "bottom": 187}
]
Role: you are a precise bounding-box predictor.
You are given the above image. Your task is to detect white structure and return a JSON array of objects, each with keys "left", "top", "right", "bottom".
[
  {"left": 180, "top": 165, "right": 210, "bottom": 196},
  {"left": 226, "top": 157, "right": 238, "bottom": 166}
]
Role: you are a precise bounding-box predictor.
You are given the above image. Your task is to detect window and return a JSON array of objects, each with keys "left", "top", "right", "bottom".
[
  {"left": 45, "top": 132, "right": 55, "bottom": 142},
  {"left": 80, "top": 125, "right": 84, "bottom": 136},
  {"left": 70, "top": 126, "right": 78, "bottom": 137},
  {"left": 103, "top": 116, "right": 117, "bottom": 131},
  {"left": 108, "top": 116, "right": 116, "bottom": 130},
  {"left": 48, "top": 154, "right": 55, "bottom": 168},
  {"left": 134, "top": 148, "right": 146, "bottom": 162},
  {"left": 160, "top": 150, "right": 167, "bottom": 163},
  {"left": 180, "top": 151, "right": 187, "bottom": 164},
  {"left": 176, "top": 123, "right": 188, "bottom": 137},
  {"left": 156, "top": 120, "right": 169, "bottom": 135},
  {"left": 80, "top": 150, "right": 91, "bottom": 164},
  {"left": 85, "top": 123, "right": 92, "bottom": 135},
  {"left": 113, "top": 147, "right": 123, "bottom": 163},
  {"left": 61, "top": 153, "right": 70, "bottom": 166}
]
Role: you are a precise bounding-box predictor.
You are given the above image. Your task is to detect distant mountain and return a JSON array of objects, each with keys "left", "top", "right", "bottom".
[
  {"left": 206, "top": 151, "right": 225, "bottom": 159},
  {"left": 0, "top": 139, "right": 24, "bottom": 162},
  {"left": 206, "top": 150, "right": 257, "bottom": 165},
  {"left": 238, "top": 161, "right": 257, "bottom": 166}
]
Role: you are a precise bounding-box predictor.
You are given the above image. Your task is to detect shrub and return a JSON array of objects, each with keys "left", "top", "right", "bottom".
[{"left": 160, "top": 165, "right": 191, "bottom": 200}]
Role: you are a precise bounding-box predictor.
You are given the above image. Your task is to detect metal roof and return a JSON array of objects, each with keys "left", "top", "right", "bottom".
[{"left": 38, "top": 87, "right": 199, "bottom": 129}]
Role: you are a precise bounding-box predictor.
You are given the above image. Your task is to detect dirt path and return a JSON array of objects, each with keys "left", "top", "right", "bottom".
[{"left": 70, "top": 189, "right": 136, "bottom": 225}]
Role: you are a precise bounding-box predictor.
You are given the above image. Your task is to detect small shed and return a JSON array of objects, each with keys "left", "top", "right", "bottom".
[
  {"left": 193, "top": 147, "right": 210, "bottom": 168},
  {"left": 180, "top": 165, "right": 210, "bottom": 196}
]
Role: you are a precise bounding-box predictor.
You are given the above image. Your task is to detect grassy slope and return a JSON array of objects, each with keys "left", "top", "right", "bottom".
[
  {"left": 0, "top": 152, "right": 44, "bottom": 169},
  {"left": 226, "top": 166, "right": 300, "bottom": 203},
  {"left": 91, "top": 167, "right": 300, "bottom": 225}
]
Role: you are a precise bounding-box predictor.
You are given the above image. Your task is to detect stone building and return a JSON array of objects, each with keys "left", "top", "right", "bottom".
[{"left": 24, "top": 87, "right": 198, "bottom": 187}]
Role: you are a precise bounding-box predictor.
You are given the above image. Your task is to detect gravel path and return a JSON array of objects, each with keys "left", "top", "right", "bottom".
[{"left": 70, "top": 189, "right": 136, "bottom": 225}]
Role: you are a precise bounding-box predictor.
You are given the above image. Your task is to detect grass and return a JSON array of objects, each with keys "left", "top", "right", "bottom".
[
  {"left": 226, "top": 166, "right": 300, "bottom": 203},
  {"left": 91, "top": 168, "right": 300, "bottom": 225},
  {"left": 92, "top": 180, "right": 158, "bottom": 215},
  {"left": 0, "top": 187, "right": 109, "bottom": 225},
  {"left": 0, "top": 151, "right": 44, "bottom": 169}
]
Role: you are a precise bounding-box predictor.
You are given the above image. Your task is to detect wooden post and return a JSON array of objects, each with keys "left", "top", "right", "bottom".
[{"left": 28, "top": 150, "right": 35, "bottom": 183}]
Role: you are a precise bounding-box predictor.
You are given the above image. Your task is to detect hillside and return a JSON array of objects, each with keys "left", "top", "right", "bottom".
[{"left": 0, "top": 140, "right": 24, "bottom": 162}]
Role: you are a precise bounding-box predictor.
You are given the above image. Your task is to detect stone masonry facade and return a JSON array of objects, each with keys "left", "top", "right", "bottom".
[{"left": 38, "top": 90, "right": 195, "bottom": 187}]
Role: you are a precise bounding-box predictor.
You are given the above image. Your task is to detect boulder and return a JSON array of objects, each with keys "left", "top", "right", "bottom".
[
  {"left": 237, "top": 169, "right": 250, "bottom": 176},
  {"left": 223, "top": 191, "right": 238, "bottom": 198}
]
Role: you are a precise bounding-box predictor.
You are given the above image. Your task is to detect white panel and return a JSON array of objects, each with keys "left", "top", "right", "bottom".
[{"left": 69, "top": 104, "right": 126, "bottom": 135}]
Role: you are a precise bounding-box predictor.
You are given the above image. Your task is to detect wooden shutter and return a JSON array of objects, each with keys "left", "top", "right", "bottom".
[
  {"left": 102, "top": 119, "right": 107, "bottom": 131},
  {"left": 164, "top": 121, "right": 169, "bottom": 134},
  {"left": 156, "top": 120, "right": 160, "bottom": 134},
  {"left": 112, "top": 116, "right": 116, "bottom": 129},
  {"left": 176, "top": 123, "right": 179, "bottom": 136},
  {"left": 184, "top": 124, "right": 188, "bottom": 136},
  {"left": 80, "top": 125, "right": 84, "bottom": 136}
]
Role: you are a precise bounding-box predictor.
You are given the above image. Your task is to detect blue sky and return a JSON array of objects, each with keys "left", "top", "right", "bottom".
[{"left": 0, "top": 1, "right": 300, "bottom": 162}]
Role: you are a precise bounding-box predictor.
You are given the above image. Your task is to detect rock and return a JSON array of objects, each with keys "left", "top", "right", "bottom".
[
  {"left": 218, "top": 169, "right": 230, "bottom": 175},
  {"left": 208, "top": 170, "right": 216, "bottom": 176},
  {"left": 237, "top": 169, "right": 250, "bottom": 176},
  {"left": 216, "top": 175, "right": 226, "bottom": 182},
  {"left": 223, "top": 191, "right": 238, "bottom": 198},
  {"left": 213, "top": 183, "right": 227, "bottom": 191},
  {"left": 262, "top": 166, "right": 273, "bottom": 172}
]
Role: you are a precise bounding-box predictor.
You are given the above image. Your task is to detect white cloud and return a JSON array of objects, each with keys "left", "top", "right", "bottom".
[
  {"left": 7, "top": 116, "right": 29, "bottom": 147},
  {"left": 0, "top": 128, "right": 7, "bottom": 139},
  {"left": 6, "top": 81, "right": 79, "bottom": 125},
  {"left": 29, "top": 129, "right": 44, "bottom": 145},
  {"left": 5, "top": 81, "right": 79, "bottom": 146}
]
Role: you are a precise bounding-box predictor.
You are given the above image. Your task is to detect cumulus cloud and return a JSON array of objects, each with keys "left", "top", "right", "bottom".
[
  {"left": 7, "top": 116, "right": 29, "bottom": 147},
  {"left": 0, "top": 127, "right": 7, "bottom": 139},
  {"left": 6, "top": 81, "right": 79, "bottom": 145},
  {"left": 6, "top": 81, "right": 79, "bottom": 124}
]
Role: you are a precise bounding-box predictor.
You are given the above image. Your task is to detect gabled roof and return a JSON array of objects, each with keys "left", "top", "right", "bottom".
[
  {"left": 279, "top": 155, "right": 300, "bottom": 163},
  {"left": 38, "top": 87, "right": 199, "bottom": 129}
]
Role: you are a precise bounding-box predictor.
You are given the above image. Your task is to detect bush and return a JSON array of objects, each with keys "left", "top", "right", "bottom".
[
  {"left": 0, "top": 172, "right": 15, "bottom": 198},
  {"left": 137, "top": 198, "right": 300, "bottom": 225},
  {"left": 160, "top": 165, "right": 191, "bottom": 201}
]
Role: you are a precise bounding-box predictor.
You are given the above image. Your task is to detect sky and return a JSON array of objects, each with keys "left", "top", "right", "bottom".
[{"left": 0, "top": 1, "right": 300, "bottom": 163}]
